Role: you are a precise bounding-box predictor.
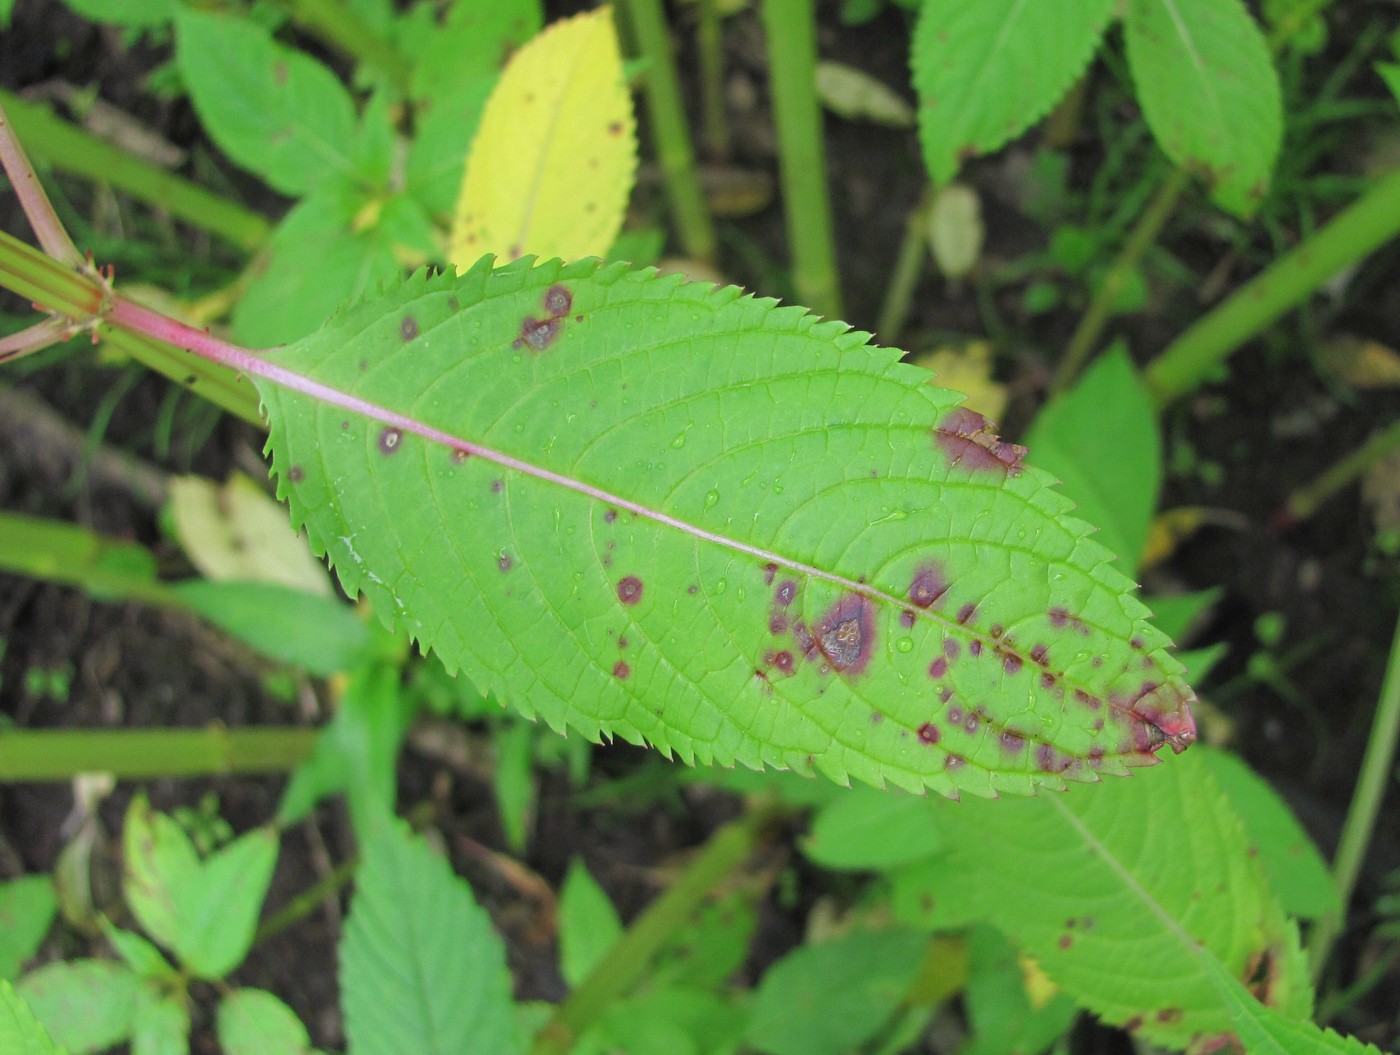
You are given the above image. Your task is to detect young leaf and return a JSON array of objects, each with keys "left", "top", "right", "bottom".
[
  {"left": 340, "top": 821, "right": 518, "bottom": 1055},
  {"left": 1123, "top": 0, "right": 1283, "bottom": 216},
  {"left": 0, "top": 876, "right": 56, "bottom": 982},
  {"left": 803, "top": 786, "right": 943, "bottom": 871},
  {"left": 174, "top": 11, "right": 360, "bottom": 197},
  {"left": 559, "top": 859, "right": 624, "bottom": 988},
  {"left": 16, "top": 959, "right": 140, "bottom": 1053},
  {"left": 1024, "top": 344, "right": 1160, "bottom": 574},
  {"left": 962, "top": 926, "right": 1078, "bottom": 1055},
  {"left": 0, "top": 981, "right": 65, "bottom": 1055},
  {"left": 131, "top": 986, "right": 190, "bottom": 1055},
  {"left": 216, "top": 989, "right": 314, "bottom": 1055},
  {"left": 449, "top": 8, "right": 637, "bottom": 266},
  {"left": 255, "top": 257, "right": 1196, "bottom": 798},
  {"left": 928, "top": 750, "right": 1313, "bottom": 1049},
  {"left": 911, "top": 0, "right": 1115, "bottom": 183},
  {"left": 744, "top": 927, "right": 928, "bottom": 1055}
]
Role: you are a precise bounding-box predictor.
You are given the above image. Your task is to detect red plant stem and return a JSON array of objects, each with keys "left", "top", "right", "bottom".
[{"left": 0, "top": 101, "right": 82, "bottom": 268}]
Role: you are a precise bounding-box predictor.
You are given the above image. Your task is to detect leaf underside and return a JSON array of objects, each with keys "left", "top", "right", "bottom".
[{"left": 256, "top": 257, "right": 1196, "bottom": 798}]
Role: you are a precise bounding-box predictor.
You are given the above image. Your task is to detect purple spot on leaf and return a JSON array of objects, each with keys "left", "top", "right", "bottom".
[
  {"left": 543, "top": 284, "right": 572, "bottom": 317},
  {"left": 378, "top": 427, "right": 403, "bottom": 455},
  {"left": 288, "top": 465, "right": 304, "bottom": 483},
  {"left": 917, "top": 723, "right": 940, "bottom": 745},
  {"left": 775, "top": 581, "right": 797, "bottom": 607},
  {"left": 612, "top": 661, "right": 630, "bottom": 680},
  {"left": 497, "top": 553, "right": 513, "bottom": 573},
  {"left": 908, "top": 564, "right": 949, "bottom": 608},
  {"left": 514, "top": 316, "right": 561, "bottom": 351},
  {"left": 900, "top": 610, "right": 916, "bottom": 629},
  {"left": 400, "top": 315, "right": 420, "bottom": 341},
  {"left": 616, "top": 576, "right": 644, "bottom": 606},
  {"left": 928, "top": 657, "right": 948, "bottom": 679},
  {"left": 814, "top": 593, "right": 876, "bottom": 675},
  {"left": 933, "top": 406, "right": 1027, "bottom": 476}
]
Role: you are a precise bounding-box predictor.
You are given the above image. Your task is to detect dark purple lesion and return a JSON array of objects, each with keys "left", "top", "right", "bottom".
[
  {"left": 616, "top": 575, "right": 644, "bottom": 606},
  {"left": 813, "top": 592, "right": 876, "bottom": 675},
  {"left": 908, "top": 564, "right": 949, "bottom": 608},
  {"left": 932, "top": 407, "right": 1027, "bottom": 476}
]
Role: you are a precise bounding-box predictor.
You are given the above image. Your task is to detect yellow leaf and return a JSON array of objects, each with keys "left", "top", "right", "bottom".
[
  {"left": 449, "top": 8, "right": 637, "bottom": 268},
  {"left": 909, "top": 340, "right": 1006, "bottom": 422}
]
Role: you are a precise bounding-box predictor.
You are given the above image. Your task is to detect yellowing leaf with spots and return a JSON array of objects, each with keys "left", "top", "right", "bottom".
[{"left": 450, "top": 8, "right": 637, "bottom": 267}]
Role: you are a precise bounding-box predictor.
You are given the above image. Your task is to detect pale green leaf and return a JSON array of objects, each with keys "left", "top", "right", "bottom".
[
  {"left": 17, "top": 960, "right": 139, "bottom": 1053},
  {"left": 217, "top": 989, "right": 313, "bottom": 1055},
  {"left": 962, "top": 926, "right": 1077, "bottom": 1055},
  {"left": 175, "top": 11, "right": 360, "bottom": 196},
  {"left": 100, "top": 922, "right": 175, "bottom": 982},
  {"left": 1198, "top": 747, "right": 1340, "bottom": 920},
  {"left": 815, "top": 61, "right": 914, "bottom": 127},
  {"left": 1202, "top": 956, "right": 1382, "bottom": 1054},
  {"left": 493, "top": 719, "right": 537, "bottom": 853},
  {"left": 0, "top": 981, "right": 65, "bottom": 1055},
  {"left": 449, "top": 8, "right": 637, "bottom": 265},
  {"left": 123, "top": 795, "right": 201, "bottom": 954},
  {"left": 1123, "top": 0, "right": 1283, "bottom": 216},
  {"left": 1024, "top": 345, "right": 1159, "bottom": 573},
  {"left": 929, "top": 750, "right": 1312, "bottom": 1048},
  {"left": 912, "top": 0, "right": 1115, "bottom": 182},
  {"left": 60, "top": 0, "right": 172, "bottom": 26},
  {"left": 926, "top": 183, "right": 983, "bottom": 279},
  {"left": 745, "top": 928, "right": 927, "bottom": 1055},
  {"left": 0, "top": 877, "right": 56, "bottom": 982},
  {"left": 256, "top": 258, "right": 1197, "bottom": 798},
  {"left": 804, "top": 787, "right": 942, "bottom": 871},
  {"left": 175, "top": 826, "right": 278, "bottom": 979},
  {"left": 559, "top": 859, "right": 624, "bottom": 987},
  {"left": 131, "top": 987, "right": 189, "bottom": 1055},
  {"left": 340, "top": 821, "right": 518, "bottom": 1055}
]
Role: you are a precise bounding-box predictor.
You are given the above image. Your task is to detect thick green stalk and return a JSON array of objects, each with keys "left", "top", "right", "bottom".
[
  {"left": 1, "top": 92, "right": 270, "bottom": 252},
  {"left": 1144, "top": 166, "right": 1400, "bottom": 406},
  {"left": 531, "top": 802, "right": 784, "bottom": 1055},
  {"left": 697, "top": 0, "right": 730, "bottom": 159},
  {"left": 0, "top": 229, "right": 263, "bottom": 424},
  {"left": 875, "top": 187, "right": 932, "bottom": 345},
  {"left": 0, "top": 728, "right": 318, "bottom": 781},
  {"left": 618, "top": 0, "right": 718, "bottom": 263},
  {"left": 1052, "top": 168, "right": 1187, "bottom": 395},
  {"left": 760, "top": 0, "right": 843, "bottom": 319},
  {"left": 281, "top": 0, "right": 411, "bottom": 97},
  {"left": 1306, "top": 607, "right": 1400, "bottom": 982}
]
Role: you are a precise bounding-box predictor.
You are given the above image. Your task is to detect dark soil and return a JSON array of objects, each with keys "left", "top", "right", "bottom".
[{"left": 3, "top": 0, "right": 1400, "bottom": 1051}]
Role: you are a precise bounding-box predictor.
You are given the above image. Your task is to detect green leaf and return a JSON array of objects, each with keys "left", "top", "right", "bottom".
[
  {"left": 172, "top": 580, "right": 374, "bottom": 676},
  {"left": 1024, "top": 344, "right": 1160, "bottom": 573},
  {"left": 123, "top": 795, "right": 200, "bottom": 953},
  {"left": 256, "top": 258, "right": 1197, "bottom": 798},
  {"left": 888, "top": 855, "right": 988, "bottom": 931},
  {"left": 17, "top": 960, "right": 140, "bottom": 1053},
  {"left": 559, "top": 859, "right": 624, "bottom": 988},
  {"left": 232, "top": 184, "right": 417, "bottom": 348},
  {"left": 962, "top": 926, "right": 1077, "bottom": 1055},
  {"left": 930, "top": 750, "right": 1312, "bottom": 1048},
  {"left": 1147, "top": 588, "right": 1220, "bottom": 643},
  {"left": 580, "top": 987, "right": 747, "bottom": 1055},
  {"left": 217, "top": 989, "right": 313, "bottom": 1055},
  {"left": 650, "top": 891, "right": 757, "bottom": 989},
  {"left": 912, "top": 0, "right": 1115, "bottom": 182},
  {"left": 1201, "top": 956, "right": 1383, "bottom": 1054},
  {"left": 0, "top": 877, "right": 56, "bottom": 982},
  {"left": 340, "top": 820, "right": 519, "bottom": 1055},
  {"left": 1123, "top": 0, "right": 1283, "bottom": 216},
  {"left": 59, "top": 0, "right": 173, "bottom": 27},
  {"left": 100, "top": 921, "right": 176, "bottom": 982},
  {"left": 744, "top": 928, "right": 928, "bottom": 1055},
  {"left": 0, "top": 981, "right": 65, "bottom": 1055},
  {"left": 131, "top": 987, "right": 190, "bottom": 1055},
  {"left": 1376, "top": 61, "right": 1400, "bottom": 107},
  {"left": 278, "top": 661, "right": 415, "bottom": 839},
  {"left": 175, "top": 10, "right": 360, "bottom": 196},
  {"left": 493, "top": 718, "right": 537, "bottom": 853},
  {"left": 803, "top": 787, "right": 942, "bottom": 871},
  {"left": 1198, "top": 747, "right": 1340, "bottom": 920}
]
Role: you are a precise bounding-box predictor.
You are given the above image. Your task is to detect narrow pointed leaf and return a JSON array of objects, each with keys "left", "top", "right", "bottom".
[
  {"left": 1123, "top": 0, "right": 1282, "bottom": 216},
  {"left": 254, "top": 257, "right": 1195, "bottom": 798},
  {"left": 912, "top": 0, "right": 1115, "bottom": 182},
  {"left": 449, "top": 8, "right": 637, "bottom": 266}
]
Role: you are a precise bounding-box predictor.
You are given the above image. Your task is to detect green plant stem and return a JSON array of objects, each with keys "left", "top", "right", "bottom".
[
  {"left": 0, "top": 229, "right": 263, "bottom": 424},
  {"left": 1, "top": 92, "right": 270, "bottom": 252},
  {"left": 280, "top": 0, "right": 411, "bottom": 97},
  {"left": 760, "top": 0, "right": 843, "bottom": 319},
  {"left": 255, "top": 854, "right": 360, "bottom": 944},
  {"left": 875, "top": 187, "right": 932, "bottom": 345},
  {"left": 1306, "top": 606, "right": 1400, "bottom": 982},
  {"left": 531, "top": 802, "right": 784, "bottom": 1055},
  {"left": 0, "top": 728, "right": 318, "bottom": 781},
  {"left": 1279, "top": 418, "right": 1400, "bottom": 527},
  {"left": 618, "top": 0, "right": 718, "bottom": 264},
  {"left": 1144, "top": 166, "right": 1400, "bottom": 406},
  {"left": 696, "top": 0, "right": 729, "bottom": 160},
  {"left": 1051, "top": 167, "right": 1188, "bottom": 395}
]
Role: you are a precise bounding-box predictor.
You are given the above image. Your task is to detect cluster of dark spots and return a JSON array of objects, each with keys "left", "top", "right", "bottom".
[
  {"left": 762, "top": 562, "right": 778, "bottom": 585},
  {"left": 602, "top": 540, "right": 616, "bottom": 568},
  {"left": 287, "top": 465, "right": 305, "bottom": 483},
  {"left": 490, "top": 479, "right": 504, "bottom": 494},
  {"left": 616, "top": 575, "right": 644, "bottom": 606},
  {"left": 400, "top": 315, "right": 420, "bottom": 341},
  {"left": 928, "top": 657, "right": 948, "bottom": 679},
  {"left": 761, "top": 650, "right": 795, "bottom": 675},
  {"left": 497, "top": 553, "right": 513, "bottom": 573},
  {"left": 612, "top": 661, "right": 630, "bottom": 680},
  {"left": 899, "top": 610, "right": 916, "bottom": 629},
  {"left": 769, "top": 615, "right": 788, "bottom": 634},
  {"left": 917, "top": 723, "right": 940, "bottom": 745},
  {"left": 908, "top": 565, "right": 949, "bottom": 608},
  {"left": 1047, "top": 606, "right": 1091, "bottom": 636},
  {"left": 603, "top": 508, "right": 618, "bottom": 524},
  {"left": 932, "top": 407, "right": 1027, "bottom": 476},
  {"left": 1030, "top": 644, "right": 1049, "bottom": 665},
  {"left": 377, "top": 427, "right": 403, "bottom": 455},
  {"left": 814, "top": 593, "right": 876, "bottom": 675},
  {"left": 514, "top": 316, "right": 561, "bottom": 351}
]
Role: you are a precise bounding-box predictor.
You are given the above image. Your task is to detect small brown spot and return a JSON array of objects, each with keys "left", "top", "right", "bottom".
[
  {"left": 378, "top": 427, "right": 403, "bottom": 455},
  {"left": 1030, "top": 644, "right": 1049, "bottom": 665},
  {"left": 957, "top": 603, "right": 977, "bottom": 625},
  {"left": 762, "top": 562, "right": 778, "bottom": 585},
  {"left": 963, "top": 711, "right": 979, "bottom": 734},
  {"left": 616, "top": 576, "right": 644, "bottom": 606},
  {"left": 899, "top": 610, "right": 916, "bottom": 629},
  {"left": 452, "top": 449, "right": 470, "bottom": 464},
  {"left": 969, "top": 640, "right": 983, "bottom": 657},
  {"left": 340, "top": 420, "right": 349, "bottom": 430},
  {"left": 543, "top": 285, "right": 571, "bottom": 317},
  {"left": 400, "top": 315, "right": 420, "bottom": 341},
  {"left": 769, "top": 615, "right": 788, "bottom": 635},
  {"left": 928, "top": 657, "right": 948, "bottom": 679},
  {"left": 1002, "top": 653, "right": 1023, "bottom": 675},
  {"left": 908, "top": 565, "right": 949, "bottom": 608},
  {"left": 497, "top": 553, "right": 513, "bottom": 573},
  {"left": 287, "top": 465, "right": 304, "bottom": 483},
  {"left": 612, "top": 661, "right": 630, "bottom": 680},
  {"left": 618, "top": 636, "right": 629, "bottom": 649},
  {"left": 687, "top": 584, "right": 698, "bottom": 595},
  {"left": 607, "top": 120, "right": 623, "bottom": 135},
  {"left": 603, "top": 508, "right": 618, "bottom": 524},
  {"left": 917, "top": 723, "right": 940, "bottom": 745},
  {"left": 945, "top": 754, "right": 965, "bottom": 770},
  {"left": 491, "top": 479, "right": 504, "bottom": 494},
  {"left": 514, "top": 316, "right": 561, "bottom": 351},
  {"left": 1058, "top": 935, "right": 1073, "bottom": 950}
]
